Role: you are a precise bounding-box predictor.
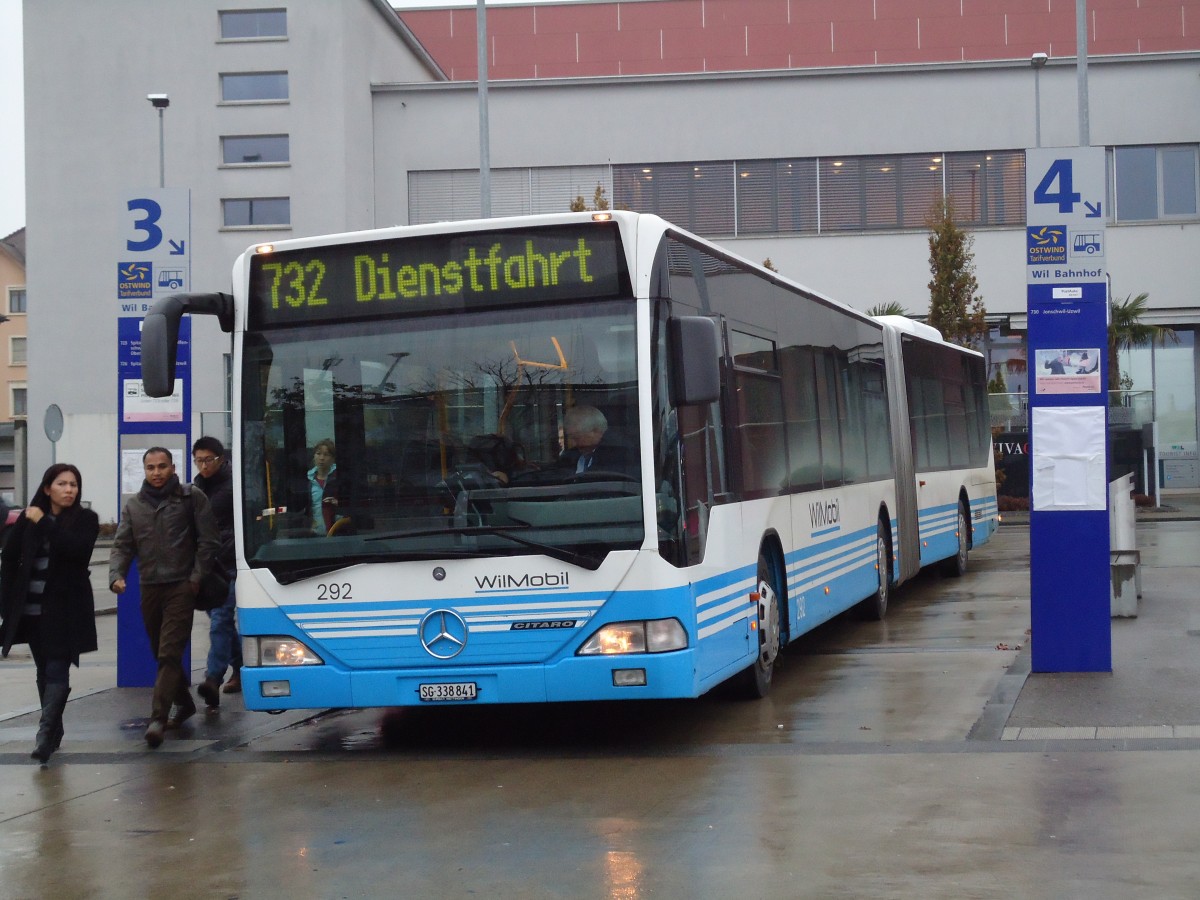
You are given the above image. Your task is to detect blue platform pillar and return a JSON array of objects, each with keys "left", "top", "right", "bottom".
[
  {"left": 1025, "top": 148, "right": 1111, "bottom": 673},
  {"left": 115, "top": 189, "right": 193, "bottom": 687}
]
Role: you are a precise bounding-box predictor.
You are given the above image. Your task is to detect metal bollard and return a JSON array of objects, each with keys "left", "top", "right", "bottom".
[{"left": 1109, "top": 473, "right": 1139, "bottom": 617}]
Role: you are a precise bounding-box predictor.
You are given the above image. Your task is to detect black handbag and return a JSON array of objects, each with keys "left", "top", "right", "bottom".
[{"left": 195, "top": 567, "right": 230, "bottom": 611}]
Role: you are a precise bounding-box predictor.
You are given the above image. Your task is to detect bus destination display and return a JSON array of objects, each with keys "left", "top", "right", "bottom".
[{"left": 249, "top": 224, "right": 630, "bottom": 328}]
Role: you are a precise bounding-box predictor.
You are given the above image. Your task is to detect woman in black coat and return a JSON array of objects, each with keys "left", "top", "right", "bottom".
[{"left": 1, "top": 463, "right": 100, "bottom": 764}]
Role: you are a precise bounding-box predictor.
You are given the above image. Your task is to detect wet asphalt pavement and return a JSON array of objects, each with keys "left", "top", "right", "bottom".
[{"left": 2, "top": 508, "right": 1200, "bottom": 898}]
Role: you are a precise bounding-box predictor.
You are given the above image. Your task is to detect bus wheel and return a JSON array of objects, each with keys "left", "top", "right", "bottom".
[
  {"left": 941, "top": 502, "right": 969, "bottom": 578},
  {"left": 739, "top": 551, "right": 782, "bottom": 699},
  {"left": 857, "top": 525, "right": 890, "bottom": 621}
]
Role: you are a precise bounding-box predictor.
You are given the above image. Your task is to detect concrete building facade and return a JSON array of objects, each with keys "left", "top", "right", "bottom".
[
  {"left": 0, "top": 227, "right": 28, "bottom": 504},
  {"left": 21, "top": 0, "right": 1200, "bottom": 519}
]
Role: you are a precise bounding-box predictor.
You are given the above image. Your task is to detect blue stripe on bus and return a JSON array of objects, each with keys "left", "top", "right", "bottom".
[
  {"left": 781, "top": 522, "right": 880, "bottom": 629},
  {"left": 240, "top": 494, "right": 1002, "bottom": 706}
]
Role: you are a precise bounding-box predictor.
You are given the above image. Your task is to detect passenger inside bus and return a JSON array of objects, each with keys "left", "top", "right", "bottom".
[
  {"left": 306, "top": 439, "right": 345, "bottom": 534},
  {"left": 465, "top": 433, "right": 533, "bottom": 485}
]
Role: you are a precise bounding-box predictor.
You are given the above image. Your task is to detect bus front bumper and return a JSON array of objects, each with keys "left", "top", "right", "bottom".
[{"left": 240, "top": 650, "right": 701, "bottom": 711}]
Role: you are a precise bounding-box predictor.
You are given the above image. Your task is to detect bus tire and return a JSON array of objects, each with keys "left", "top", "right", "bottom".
[
  {"left": 738, "top": 549, "right": 783, "bottom": 699},
  {"left": 857, "top": 521, "right": 891, "bottom": 621},
  {"left": 940, "top": 501, "right": 969, "bottom": 577}
]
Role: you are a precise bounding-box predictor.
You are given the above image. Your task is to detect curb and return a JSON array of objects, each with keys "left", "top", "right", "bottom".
[{"left": 999, "top": 508, "right": 1200, "bottom": 526}]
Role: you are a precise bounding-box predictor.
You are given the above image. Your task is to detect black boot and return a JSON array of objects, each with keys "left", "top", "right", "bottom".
[
  {"left": 167, "top": 689, "right": 197, "bottom": 729},
  {"left": 32, "top": 683, "right": 70, "bottom": 764},
  {"left": 197, "top": 676, "right": 221, "bottom": 709},
  {"left": 34, "top": 678, "right": 64, "bottom": 752}
]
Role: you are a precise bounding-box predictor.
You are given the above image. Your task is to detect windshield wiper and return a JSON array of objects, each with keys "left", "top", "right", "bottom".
[
  {"left": 473, "top": 527, "right": 605, "bottom": 571},
  {"left": 365, "top": 524, "right": 605, "bottom": 571},
  {"left": 262, "top": 550, "right": 486, "bottom": 585},
  {"left": 269, "top": 562, "right": 356, "bottom": 585}
]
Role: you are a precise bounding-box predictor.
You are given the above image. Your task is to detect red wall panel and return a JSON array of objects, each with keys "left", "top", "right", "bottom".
[
  {"left": 877, "top": 0, "right": 964, "bottom": 19},
  {"left": 878, "top": 46, "right": 966, "bottom": 64},
  {"left": 538, "top": 60, "right": 620, "bottom": 77},
  {"left": 486, "top": 7, "right": 536, "bottom": 35},
  {"left": 529, "top": 31, "right": 578, "bottom": 65},
  {"left": 535, "top": 3, "right": 618, "bottom": 34},
  {"left": 1095, "top": 7, "right": 1185, "bottom": 41},
  {"left": 493, "top": 32, "right": 539, "bottom": 65},
  {"left": 1137, "top": 33, "right": 1200, "bottom": 52},
  {"left": 788, "top": 0, "right": 875, "bottom": 23},
  {"left": 618, "top": 0, "right": 702, "bottom": 30},
  {"left": 401, "top": 9, "right": 454, "bottom": 39},
  {"left": 749, "top": 23, "right": 831, "bottom": 56},
  {"left": 834, "top": 17, "right": 920, "bottom": 53},
  {"left": 704, "top": 0, "right": 790, "bottom": 26},
  {"left": 1005, "top": 9, "right": 1079, "bottom": 46},
  {"left": 396, "top": 1, "right": 1200, "bottom": 82},
  {"left": 579, "top": 29, "right": 663, "bottom": 64},
  {"left": 962, "top": 0, "right": 1054, "bottom": 14}
]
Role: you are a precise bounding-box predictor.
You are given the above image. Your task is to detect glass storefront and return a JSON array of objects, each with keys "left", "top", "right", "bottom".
[{"left": 992, "top": 325, "right": 1199, "bottom": 495}]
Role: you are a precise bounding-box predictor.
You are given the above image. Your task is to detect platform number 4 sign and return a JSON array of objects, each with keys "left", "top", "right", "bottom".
[
  {"left": 1026, "top": 148, "right": 1105, "bottom": 225},
  {"left": 1032, "top": 160, "right": 1083, "bottom": 214}
]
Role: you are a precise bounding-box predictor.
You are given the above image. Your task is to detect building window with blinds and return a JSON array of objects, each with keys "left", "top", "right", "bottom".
[
  {"left": 408, "top": 166, "right": 612, "bottom": 223},
  {"left": 736, "top": 159, "right": 818, "bottom": 236},
  {"left": 612, "top": 162, "right": 735, "bottom": 235},
  {"left": 409, "top": 149, "right": 1028, "bottom": 236}
]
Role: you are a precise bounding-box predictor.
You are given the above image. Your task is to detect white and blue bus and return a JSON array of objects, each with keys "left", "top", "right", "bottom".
[{"left": 142, "top": 211, "right": 997, "bottom": 709}]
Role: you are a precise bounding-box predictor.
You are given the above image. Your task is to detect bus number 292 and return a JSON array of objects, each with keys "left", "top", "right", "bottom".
[{"left": 317, "top": 582, "right": 352, "bottom": 601}]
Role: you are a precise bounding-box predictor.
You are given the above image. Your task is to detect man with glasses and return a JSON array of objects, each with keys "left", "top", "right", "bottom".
[{"left": 191, "top": 437, "right": 242, "bottom": 708}]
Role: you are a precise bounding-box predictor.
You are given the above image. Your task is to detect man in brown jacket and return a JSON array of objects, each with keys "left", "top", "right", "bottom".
[{"left": 109, "top": 447, "right": 219, "bottom": 747}]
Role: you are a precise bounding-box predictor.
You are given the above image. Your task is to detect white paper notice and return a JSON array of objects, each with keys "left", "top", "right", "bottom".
[
  {"left": 122, "top": 378, "right": 184, "bottom": 422},
  {"left": 1031, "top": 406, "right": 1107, "bottom": 511},
  {"left": 121, "top": 447, "right": 186, "bottom": 495}
]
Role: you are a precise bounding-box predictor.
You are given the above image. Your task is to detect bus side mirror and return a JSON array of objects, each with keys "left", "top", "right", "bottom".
[
  {"left": 141, "top": 304, "right": 180, "bottom": 398},
  {"left": 668, "top": 316, "right": 720, "bottom": 406},
  {"left": 141, "top": 292, "right": 234, "bottom": 397}
]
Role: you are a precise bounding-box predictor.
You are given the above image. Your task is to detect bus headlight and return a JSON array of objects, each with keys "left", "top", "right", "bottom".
[
  {"left": 577, "top": 618, "right": 687, "bottom": 655},
  {"left": 243, "top": 636, "right": 323, "bottom": 667}
]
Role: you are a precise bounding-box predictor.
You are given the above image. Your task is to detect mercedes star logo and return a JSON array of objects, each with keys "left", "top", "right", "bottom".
[{"left": 419, "top": 609, "right": 469, "bottom": 659}]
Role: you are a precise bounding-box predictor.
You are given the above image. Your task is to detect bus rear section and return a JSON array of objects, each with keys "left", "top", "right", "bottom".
[{"left": 888, "top": 318, "right": 999, "bottom": 579}]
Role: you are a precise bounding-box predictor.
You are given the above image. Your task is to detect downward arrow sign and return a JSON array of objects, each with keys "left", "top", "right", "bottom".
[
  {"left": 1084, "top": 201, "right": 1102, "bottom": 218},
  {"left": 169, "top": 239, "right": 186, "bottom": 255}
]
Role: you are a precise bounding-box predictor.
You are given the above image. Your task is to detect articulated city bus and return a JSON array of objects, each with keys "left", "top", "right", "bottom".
[{"left": 141, "top": 211, "right": 997, "bottom": 710}]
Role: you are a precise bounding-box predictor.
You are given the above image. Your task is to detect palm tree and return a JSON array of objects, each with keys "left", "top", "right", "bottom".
[
  {"left": 867, "top": 301, "right": 909, "bottom": 317},
  {"left": 1108, "top": 292, "right": 1176, "bottom": 394}
]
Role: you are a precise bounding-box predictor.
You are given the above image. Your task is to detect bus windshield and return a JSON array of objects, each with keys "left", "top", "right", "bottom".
[{"left": 240, "top": 299, "right": 644, "bottom": 581}]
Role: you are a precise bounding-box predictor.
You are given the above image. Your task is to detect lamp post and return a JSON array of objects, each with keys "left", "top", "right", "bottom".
[
  {"left": 476, "top": 0, "right": 491, "bottom": 217},
  {"left": 1077, "top": 0, "right": 1090, "bottom": 146},
  {"left": 147, "top": 93, "right": 169, "bottom": 187},
  {"left": 1030, "top": 53, "right": 1048, "bottom": 148}
]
